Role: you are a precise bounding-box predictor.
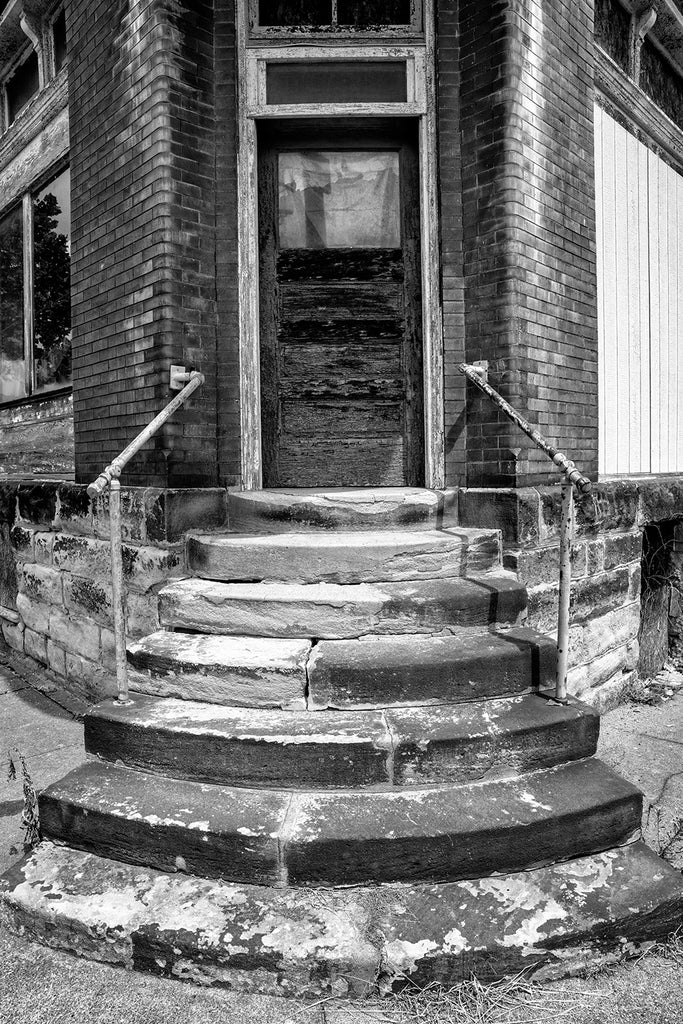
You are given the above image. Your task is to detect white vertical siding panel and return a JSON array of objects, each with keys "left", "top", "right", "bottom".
[
  {"left": 600, "top": 112, "right": 620, "bottom": 474},
  {"left": 637, "top": 139, "right": 651, "bottom": 472},
  {"left": 615, "top": 121, "right": 631, "bottom": 471},
  {"left": 666, "top": 164, "right": 678, "bottom": 471},
  {"left": 648, "top": 148, "right": 663, "bottom": 474},
  {"left": 626, "top": 129, "right": 643, "bottom": 473},
  {"left": 595, "top": 105, "right": 607, "bottom": 476},
  {"left": 678, "top": 169, "right": 683, "bottom": 469}
]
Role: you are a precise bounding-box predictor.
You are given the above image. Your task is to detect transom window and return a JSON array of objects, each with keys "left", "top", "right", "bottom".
[{"left": 251, "top": 0, "right": 421, "bottom": 33}]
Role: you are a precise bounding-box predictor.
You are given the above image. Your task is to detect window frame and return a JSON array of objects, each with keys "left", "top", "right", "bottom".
[
  {"left": 0, "top": 2, "right": 67, "bottom": 134},
  {"left": 248, "top": 0, "right": 423, "bottom": 40},
  {"left": 0, "top": 158, "right": 71, "bottom": 407}
]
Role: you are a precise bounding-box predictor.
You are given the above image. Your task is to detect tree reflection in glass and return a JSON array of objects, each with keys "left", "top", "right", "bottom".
[
  {"left": 33, "top": 168, "right": 71, "bottom": 392},
  {"left": 0, "top": 205, "right": 25, "bottom": 402}
]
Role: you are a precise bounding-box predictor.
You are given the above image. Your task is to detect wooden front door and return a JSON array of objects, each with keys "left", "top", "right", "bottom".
[{"left": 258, "top": 121, "right": 424, "bottom": 487}]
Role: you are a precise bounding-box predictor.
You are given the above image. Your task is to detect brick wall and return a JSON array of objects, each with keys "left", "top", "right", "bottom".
[
  {"left": 458, "top": 0, "right": 598, "bottom": 488},
  {"left": 214, "top": 0, "right": 240, "bottom": 487},
  {"left": 437, "top": 0, "right": 467, "bottom": 487},
  {"left": 68, "top": 0, "right": 220, "bottom": 488}
]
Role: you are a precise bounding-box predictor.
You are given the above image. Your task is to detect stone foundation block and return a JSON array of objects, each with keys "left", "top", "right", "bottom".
[
  {"left": 52, "top": 534, "right": 111, "bottom": 576},
  {"left": 24, "top": 628, "right": 47, "bottom": 665},
  {"left": 18, "top": 564, "right": 63, "bottom": 606},
  {"left": 122, "top": 544, "right": 183, "bottom": 593},
  {"left": 65, "top": 652, "right": 116, "bottom": 701},
  {"left": 47, "top": 640, "right": 66, "bottom": 677},
  {"left": 54, "top": 484, "right": 93, "bottom": 535},
  {"left": 49, "top": 607, "right": 100, "bottom": 661},
  {"left": 93, "top": 490, "right": 148, "bottom": 543},
  {"left": 459, "top": 488, "right": 540, "bottom": 545},
  {"left": 34, "top": 533, "right": 54, "bottom": 566},
  {"left": 568, "top": 640, "right": 639, "bottom": 699},
  {"left": 63, "top": 574, "right": 113, "bottom": 628},
  {"left": 16, "top": 593, "right": 51, "bottom": 634},
  {"left": 17, "top": 483, "right": 57, "bottom": 526},
  {"left": 10, "top": 525, "right": 35, "bottom": 562},
  {"left": 568, "top": 601, "right": 640, "bottom": 667},
  {"left": 126, "top": 592, "right": 160, "bottom": 637},
  {"left": 2, "top": 620, "right": 24, "bottom": 652},
  {"left": 604, "top": 532, "right": 642, "bottom": 569}
]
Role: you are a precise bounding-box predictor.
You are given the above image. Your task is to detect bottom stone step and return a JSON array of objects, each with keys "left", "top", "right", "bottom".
[{"left": 2, "top": 841, "right": 681, "bottom": 998}]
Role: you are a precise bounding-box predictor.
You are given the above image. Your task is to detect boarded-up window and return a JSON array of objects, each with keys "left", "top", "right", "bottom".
[{"left": 595, "top": 105, "right": 683, "bottom": 474}]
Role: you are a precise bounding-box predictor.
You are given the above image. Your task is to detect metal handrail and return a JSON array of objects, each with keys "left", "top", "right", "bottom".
[
  {"left": 87, "top": 371, "right": 205, "bottom": 704},
  {"left": 459, "top": 362, "right": 592, "bottom": 703}
]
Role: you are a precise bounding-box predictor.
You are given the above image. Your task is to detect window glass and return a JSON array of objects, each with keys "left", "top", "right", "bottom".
[
  {"left": 33, "top": 168, "right": 71, "bottom": 392},
  {"left": 6, "top": 50, "right": 40, "bottom": 125},
  {"left": 259, "top": 1, "right": 332, "bottom": 25},
  {"left": 53, "top": 9, "right": 67, "bottom": 73},
  {"left": 337, "top": 0, "right": 411, "bottom": 25},
  {"left": 278, "top": 150, "right": 400, "bottom": 248},
  {"left": 0, "top": 206, "right": 25, "bottom": 402},
  {"left": 266, "top": 61, "right": 407, "bottom": 104}
]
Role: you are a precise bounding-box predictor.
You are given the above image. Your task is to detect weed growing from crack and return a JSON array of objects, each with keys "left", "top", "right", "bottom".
[{"left": 7, "top": 747, "right": 40, "bottom": 850}]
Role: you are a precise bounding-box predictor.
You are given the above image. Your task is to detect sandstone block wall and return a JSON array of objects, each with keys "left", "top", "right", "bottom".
[
  {"left": 460, "top": 478, "right": 683, "bottom": 708},
  {"left": 0, "top": 482, "right": 227, "bottom": 702}
]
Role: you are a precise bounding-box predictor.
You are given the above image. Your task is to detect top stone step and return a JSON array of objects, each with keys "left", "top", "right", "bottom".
[{"left": 228, "top": 488, "right": 459, "bottom": 534}]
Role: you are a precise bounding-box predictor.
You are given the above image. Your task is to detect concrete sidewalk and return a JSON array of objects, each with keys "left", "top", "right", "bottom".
[{"left": 1, "top": 639, "right": 682, "bottom": 1024}]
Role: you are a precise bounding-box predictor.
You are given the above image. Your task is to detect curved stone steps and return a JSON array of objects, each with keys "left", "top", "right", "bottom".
[
  {"left": 4, "top": 841, "right": 681, "bottom": 997},
  {"left": 186, "top": 527, "right": 501, "bottom": 584},
  {"left": 38, "top": 758, "right": 641, "bottom": 887},
  {"left": 127, "top": 626, "right": 556, "bottom": 709},
  {"left": 127, "top": 632, "right": 311, "bottom": 709},
  {"left": 307, "top": 625, "right": 557, "bottom": 708},
  {"left": 83, "top": 692, "right": 599, "bottom": 789},
  {"left": 227, "top": 486, "right": 458, "bottom": 534},
  {"left": 158, "top": 572, "right": 527, "bottom": 639}
]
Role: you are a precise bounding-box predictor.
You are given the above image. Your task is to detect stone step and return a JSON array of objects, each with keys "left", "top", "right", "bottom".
[
  {"left": 3, "top": 841, "right": 681, "bottom": 996},
  {"left": 83, "top": 692, "right": 599, "bottom": 789},
  {"left": 126, "top": 631, "right": 310, "bottom": 709},
  {"left": 307, "top": 625, "right": 557, "bottom": 708},
  {"left": 158, "top": 572, "right": 527, "bottom": 639},
  {"left": 228, "top": 486, "right": 459, "bottom": 534},
  {"left": 38, "top": 758, "right": 641, "bottom": 887},
  {"left": 186, "top": 527, "right": 501, "bottom": 584}
]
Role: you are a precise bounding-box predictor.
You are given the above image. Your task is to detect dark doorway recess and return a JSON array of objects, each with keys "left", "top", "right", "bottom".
[{"left": 257, "top": 118, "right": 424, "bottom": 487}]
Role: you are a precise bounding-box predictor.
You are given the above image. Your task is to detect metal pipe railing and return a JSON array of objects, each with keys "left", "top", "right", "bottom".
[
  {"left": 459, "top": 362, "right": 592, "bottom": 703},
  {"left": 87, "top": 370, "right": 205, "bottom": 704}
]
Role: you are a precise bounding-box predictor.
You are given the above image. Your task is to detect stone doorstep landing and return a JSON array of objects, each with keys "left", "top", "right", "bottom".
[
  {"left": 84, "top": 692, "right": 600, "bottom": 789},
  {"left": 186, "top": 527, "right": 501, "bottom": 584},
  {"left": 126, "top": 626, "right": 557, "bottom": 709},
  {"left": 37, "top": 758, "right": 642, "bottom": 888},
  {"left": 3, "top": 841, "right": 682, "bottom": 998},
  {"left": 227, "top": 486, "right": 459, "bottom": 534},
  {"left": 157, "top": 573, "right": 527, "bottom": 640}
]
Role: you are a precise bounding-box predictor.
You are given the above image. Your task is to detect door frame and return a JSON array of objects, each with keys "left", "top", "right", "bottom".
[{"left": 236, "top": 1, "right": 444, "bottom": 489}]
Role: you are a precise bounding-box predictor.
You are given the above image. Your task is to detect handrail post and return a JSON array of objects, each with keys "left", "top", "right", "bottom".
[
  {"left": 555, "top": 475, "right": 574, "bottom": 703},
  {"left": 109, "top": 474, "right": 130, "bottom": 705}
]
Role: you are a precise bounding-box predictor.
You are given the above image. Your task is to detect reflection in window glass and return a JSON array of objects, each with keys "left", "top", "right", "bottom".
[
  {"left": 6, "top": 50, "right": 40, "bottom": 124},
  {"left": 53, "top": 9, "right": 67, "bottom": 73},
  {"left": 0, "top": 206, "right": 25, "bottom": 401},
  {"left": 259, "top": 1, "right": 331, "bottom": 25},
  {"left": 337, "top": 0, "right": 411, "bottom": 25},
  {"left": 278, "top": 151, "right": 400, "bottom": 248},
  {"left": 33, "top": 168, "right": 71, "bottom": 392}
]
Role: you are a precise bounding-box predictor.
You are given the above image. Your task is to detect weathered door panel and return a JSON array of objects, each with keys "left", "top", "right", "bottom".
[{"left": 259, "top": 124, "right": 423, "bottom": 487}]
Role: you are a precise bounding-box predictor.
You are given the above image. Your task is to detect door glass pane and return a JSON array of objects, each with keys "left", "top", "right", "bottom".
[
  {"left": 0, "top": 205, "right": 25, "bottom": 402},
  {"left": 33, "top": 167, "right": 71, "bottom": 392},
  {"left": 278, "top": 151, "right": 400, "bottom": 248}
]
